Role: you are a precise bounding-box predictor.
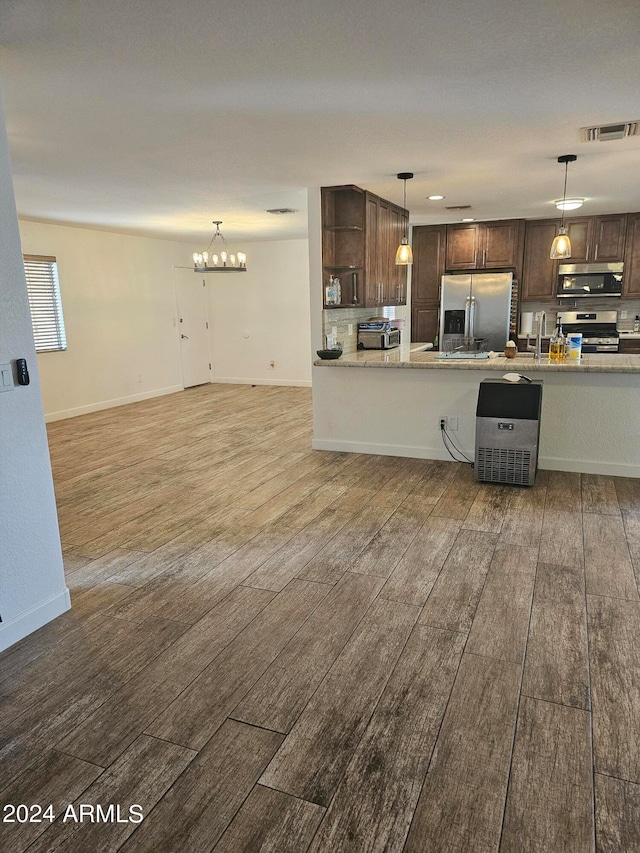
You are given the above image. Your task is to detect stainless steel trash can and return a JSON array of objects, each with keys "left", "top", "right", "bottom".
[{"left": 475, "top": 378, "right": 543, "bottom": 486}]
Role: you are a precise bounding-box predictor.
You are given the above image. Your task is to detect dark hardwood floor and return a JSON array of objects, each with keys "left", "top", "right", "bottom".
[{"left": 1, "top": 383, "right": 639, "bottom": 852}]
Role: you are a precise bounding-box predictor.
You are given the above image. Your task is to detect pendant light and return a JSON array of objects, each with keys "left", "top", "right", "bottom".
[
  {"left": 193, "top": 221, "right": 247, "bottom": 272},
  {"left": 550, "top": 155, "right": 577, "bottom": 260},
  {"left": 395, "top": 172, "right": 414, "bottom": 265}
]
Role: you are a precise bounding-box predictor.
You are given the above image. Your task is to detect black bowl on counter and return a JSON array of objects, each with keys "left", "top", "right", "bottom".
[{"left": 317, "top": 349, "right": 343, "bottom": 360}]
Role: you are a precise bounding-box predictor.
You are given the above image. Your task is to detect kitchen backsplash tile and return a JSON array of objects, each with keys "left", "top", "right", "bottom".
[
  {"left": 322, "top": 306, "right": 410, "bottom": 353},
  {"left": 520, "top": 299, "right": 640, "bottom": 335}
]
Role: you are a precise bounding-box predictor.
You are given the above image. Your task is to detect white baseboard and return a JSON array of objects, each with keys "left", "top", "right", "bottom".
[
  {"left": 311, "top": 439, "right": 640, "bottom": 478},
  {"left": 213, "top": 377, "right": 312, "bottom": 388},
  {"left": 539, "top": 456, "right": 640, "bottom": 478},
  {"left": 312, "top": 438, "right": 454, "bottom": 461},
  {"left": 0, "top": 588, "right": 71, "bottom": 653},
  {"left": 44, "top": 386, "right": 183, "bottom": 422}
]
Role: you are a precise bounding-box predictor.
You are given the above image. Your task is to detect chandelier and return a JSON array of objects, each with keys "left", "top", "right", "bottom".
[{"left": 193, "top": 221, "right": 247, "bottom": 272}]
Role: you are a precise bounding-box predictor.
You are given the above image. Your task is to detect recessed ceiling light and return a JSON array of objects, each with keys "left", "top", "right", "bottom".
[
  {"left": 461, "top": 218, "right": 475, "bottom": 222},
  {"left": 428, "top": 194, "right": 445, "bottom": 201},
  {"left": 555, "top": 198, "right": 584, "bottom": 211}
]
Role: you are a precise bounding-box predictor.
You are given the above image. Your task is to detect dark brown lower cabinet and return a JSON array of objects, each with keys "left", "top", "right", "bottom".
[{"left": 411, "top": 305, "right": 439, "bottom": 346}]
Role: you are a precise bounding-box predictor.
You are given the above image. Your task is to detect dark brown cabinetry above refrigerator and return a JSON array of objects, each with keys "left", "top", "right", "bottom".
[
  {"left": 321, "top": 185, "right": 408, "bottom": 309},
  {"left": 445, "top": 220, "right": 524, "bottom": 271}
]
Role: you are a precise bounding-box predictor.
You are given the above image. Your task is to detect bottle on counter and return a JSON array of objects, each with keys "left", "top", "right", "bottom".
[
  {"left": 549, "top": 324, "right": 567, "bottom": 361},
  {"left": 634, "top": 315, "right": 640, "bottom": 332}
]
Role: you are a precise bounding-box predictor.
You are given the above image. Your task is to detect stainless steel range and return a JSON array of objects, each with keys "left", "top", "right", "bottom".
[{"left": 556, "top": 310, "right": 619, "bottom": 353}]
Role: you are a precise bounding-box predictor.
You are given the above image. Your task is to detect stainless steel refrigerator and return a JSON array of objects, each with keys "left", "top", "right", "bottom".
[{"left": 439, "top": 272, "right": 513, "bottom": 353}]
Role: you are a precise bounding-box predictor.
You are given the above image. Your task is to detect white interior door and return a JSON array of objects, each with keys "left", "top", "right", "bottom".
[{"left": 174, "top": 268, "right": 212, "bottom": 388}]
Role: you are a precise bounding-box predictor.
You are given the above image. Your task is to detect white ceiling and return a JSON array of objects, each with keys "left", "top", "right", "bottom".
[{"left": 1, "top": 0, "right": 639, "bottom": 246}]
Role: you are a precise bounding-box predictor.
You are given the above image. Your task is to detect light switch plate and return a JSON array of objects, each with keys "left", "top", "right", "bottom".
[{"left": 0, "top": 363, "right": 15, "bottom": 392}]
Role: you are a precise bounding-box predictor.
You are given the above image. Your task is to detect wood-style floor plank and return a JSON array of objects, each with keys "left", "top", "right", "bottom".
[
  {"left": 461, "top": 483, "right": 510, "bottom": 533},
  {"left": 57, "top": 585, "right": 275, "bottom": 767},
  {"left": 594, "top": 773, "right": 640, "bottom": 853},
  {"left": 418, "top": 529, "right": 498, "bottom": 633},
  {"left": 583, "top": 512, "right": 639, "bottom": 600},
  {"left": 588, "top": 594, "right": 640, "bottom": 783},
  {"left": 522, "top": 562, "right": 589, "bottom": 709},
  {"left": 145, "top": 579, "right": 329, "bottom": 750},
  {"left": 380, "top": 516, "right": 462, "bottom": 606},
  {"left": 500, "top": 696, "right": 594, "bottom": 852},
  {"left": 212, "top": 784, "right": 325, "bottom": 853},
  {"left": 404, "top": 652, "right": 521, "bottom": 853},
  {"left": 465, "top": 545, "right": 536, "bottom": 664},
  {"left": 232, "top": 572, "right": 384, "bottom": 733},
  {"left": 498, "top": 476, "right": 547, "bottom": 547},
  {"left": 296, "top": 497, "right": 403, "bottom": 585},
  {"left": 121, "top": 720, "right": 283, "bottom": 853},
  {"left": 0, "top": 750, "right": 103, "bottom": 852},
  {"left": 430, "top": 463, "right": 481, "bottom": 520},
  {"left": 581, "top": 474, "right": 621, "bottom": 516},
  {"left": 349, "top": 497, "right": 431, "bottom": 578},
  {"left": 258, "top": 597, "right": 419, "bottom": 807},
  {"left": 308, "top": 625, "right": 465, "bottom": 853},
  {"left": 26, "top": 735, "right": 195, "bottom": 853}
]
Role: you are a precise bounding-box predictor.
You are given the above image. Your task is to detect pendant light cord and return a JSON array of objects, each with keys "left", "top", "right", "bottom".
[{"left": 560, "top": 161, "right": 568, "bottom": 229}]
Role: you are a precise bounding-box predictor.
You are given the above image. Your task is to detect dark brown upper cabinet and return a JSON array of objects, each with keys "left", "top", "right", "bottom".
[
  {"left": 322, "top": 185, "right": 408, "bottom": 309},
  {"left": 521, "top": 219, "right": 560, "bottom": 302},
  {"left": 623, "top": 212, "right": 640, "bottom": 298},
  {"left": 445, "top": 220, "right": 523, "bottom": 270},
  {"left": 410, "top": 225, "right": 446, "bottom": 343},
  {"left": 564, "top": 214, "right": 627, "bottom": 264}
]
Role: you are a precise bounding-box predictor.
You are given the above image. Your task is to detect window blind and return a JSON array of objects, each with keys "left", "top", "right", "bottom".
[{"left": 23, "top": 255, "right": 67, "bottom": 352}]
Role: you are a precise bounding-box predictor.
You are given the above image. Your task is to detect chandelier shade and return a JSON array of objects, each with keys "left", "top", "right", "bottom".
[{"left": 193, "top": 221, "right": 247, "bottom": 272}]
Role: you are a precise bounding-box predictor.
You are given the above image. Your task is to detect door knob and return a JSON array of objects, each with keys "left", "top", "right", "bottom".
[{"left": 181, "top": 334, "right": 189, "bottom": 339}]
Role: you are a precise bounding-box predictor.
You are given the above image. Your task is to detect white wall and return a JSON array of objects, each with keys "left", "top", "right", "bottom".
[
  {"left": 18, "top": 221, "right": 191, "bottom": 420},
  {"left": 206, "top": 238, "right": 311, "bottom": 386},
  {"left": 18, "top": 223, "right": 312, "bottom": 420},
  {"left": 0, "top": 92, "right": 69, "bottom": 651}
]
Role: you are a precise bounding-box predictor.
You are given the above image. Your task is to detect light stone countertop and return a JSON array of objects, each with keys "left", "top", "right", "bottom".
[{"left": 314, "top": 344, "right": 640, "bottom": 373}]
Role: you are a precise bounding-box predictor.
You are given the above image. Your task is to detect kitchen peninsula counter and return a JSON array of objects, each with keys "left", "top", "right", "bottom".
[
  {"left": 314, "top": 345, "right": 640, "bottom": 374},
  {"left": 312, "top": 346, "right": 640, "bottom": 477}
]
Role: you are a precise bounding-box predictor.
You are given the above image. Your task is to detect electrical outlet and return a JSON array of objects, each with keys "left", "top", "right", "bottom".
[
  {"left": 620, "top": 310, "right": 628, "bottom": 320},
  {"left": 137, "top": 373, "right": 143, "bottom": 383},
  {"left": 348, "top": 323, "right": 354, "bottom": 335},
  {"left": 439, "top": 416, "right": 459, "bottom": 431}
]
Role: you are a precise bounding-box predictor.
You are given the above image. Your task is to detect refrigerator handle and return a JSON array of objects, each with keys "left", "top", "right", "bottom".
[
  {"left": 464, "top": 296, "right": 471, "bottom": 338},
  {"left": 469, "top": 295, "right": 476, "bottom": 340}
]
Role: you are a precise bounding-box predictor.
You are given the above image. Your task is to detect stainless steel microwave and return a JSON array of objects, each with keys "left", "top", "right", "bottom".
[{"left": 556, "top": 262, "right": 623, "bottom": 298}]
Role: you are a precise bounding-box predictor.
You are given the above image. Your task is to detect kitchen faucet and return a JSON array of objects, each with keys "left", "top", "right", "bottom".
[{"left": 526, "top": 311, "right": 546, "bottom": 360}]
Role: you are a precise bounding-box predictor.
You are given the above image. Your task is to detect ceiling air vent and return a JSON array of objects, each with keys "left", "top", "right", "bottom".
[
  {"left": 444, "top": 205, "right": 472, "bottom": 211},
  {"left": 580, "top": 122, "right": 638, "bottom": 142},
  {"left": 266, "top": 208, "right": 298, "bottom": 214}
]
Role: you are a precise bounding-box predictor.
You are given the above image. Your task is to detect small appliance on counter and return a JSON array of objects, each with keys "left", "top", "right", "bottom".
[
  {"left": 357, "top": 322, "right": 401, "bottom": 350},
  {"left": 556, "top": 311, "right": 619, "bottom": 352}
]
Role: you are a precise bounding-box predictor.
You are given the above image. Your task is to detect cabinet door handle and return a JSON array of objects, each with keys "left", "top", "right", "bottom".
[
  {"left": 594, "top": 244, "right": 598, "bottom": 260},
  {"left": 482, "top": 248, "right": 486, "bottom": 267}
]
